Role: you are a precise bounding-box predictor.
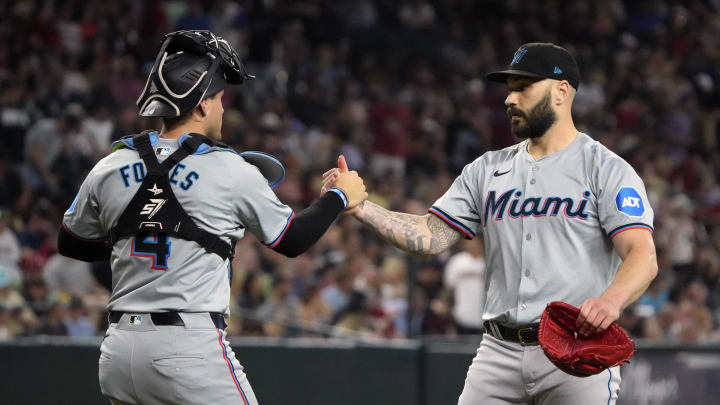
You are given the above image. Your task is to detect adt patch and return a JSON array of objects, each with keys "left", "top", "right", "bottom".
[{"left": 615, "top": 187, "right": 645, "bottom": 217}]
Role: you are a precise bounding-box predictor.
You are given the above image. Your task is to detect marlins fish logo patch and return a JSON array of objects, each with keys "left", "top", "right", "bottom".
[
  {"left": 511, "top": 48, "right": 528, "bottom": 65},
  {"left": 616, "top": 187, "right": 645, "bottom": 217}
]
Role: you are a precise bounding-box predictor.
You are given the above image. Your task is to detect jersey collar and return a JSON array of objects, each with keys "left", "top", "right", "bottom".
[
  {"left": 114, "top": 131, "right": 160, "bottom": 150},
  {"left": 113, "top": 132, "right": 235, "bottom": 155},
  {"left": 521, "top": 132, "right": 584, "bottom": 163}
]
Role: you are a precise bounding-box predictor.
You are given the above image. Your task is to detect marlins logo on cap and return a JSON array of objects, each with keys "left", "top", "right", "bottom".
[{"left": 511, "top": 48, "right": 528, "bottom": 66}]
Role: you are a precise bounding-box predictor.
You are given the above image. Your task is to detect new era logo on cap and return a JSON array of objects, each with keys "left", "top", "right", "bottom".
[{"left": 554, "top": 67, "right": 563, "bottom": 74}]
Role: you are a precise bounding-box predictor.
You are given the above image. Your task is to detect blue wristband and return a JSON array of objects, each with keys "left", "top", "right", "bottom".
[{"left": 328, "top": 187, "right": 348, "bottom": 209}]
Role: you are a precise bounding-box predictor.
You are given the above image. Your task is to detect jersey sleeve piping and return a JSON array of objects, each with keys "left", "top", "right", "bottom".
[
  {"left": 61, "top": 221, "right": 107, "bottom": 242},
  {"left": 265, "top": 212, "right": 296, "bottom": 248},
  {"left": 428, "top": 207, "right": 475, "bottom": 239},
  {"left": 608, "top": 223, "right": 654, "bottom": 238}
]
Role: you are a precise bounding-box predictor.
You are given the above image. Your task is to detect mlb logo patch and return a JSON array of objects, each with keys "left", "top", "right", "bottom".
[
  {"left": 615, "top": 187, "right": 645, "bottom": 217},
  {"left": 129, "top": 315, "right": 143, "bottom": 325},
  {"left": 156, "top": 147, "right": 172, "bottom": 156}
]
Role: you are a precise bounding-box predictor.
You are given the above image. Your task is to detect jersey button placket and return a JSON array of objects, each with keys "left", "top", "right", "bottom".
[
  {"left": 519, "top": 163, "right": 536, "bottom": 322},
  {"left": 529, "top": 166, "right": 537, "bottom": 185}
]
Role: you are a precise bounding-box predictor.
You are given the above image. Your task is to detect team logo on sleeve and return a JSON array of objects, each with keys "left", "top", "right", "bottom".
[
  {"left": 65, "top": 196, "right": 79, "bottom": 214},
  {"left": 615, "top": 187, "right": 645, "bottom": 217}
]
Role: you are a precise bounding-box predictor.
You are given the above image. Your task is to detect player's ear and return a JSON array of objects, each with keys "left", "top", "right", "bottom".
[
  {"left": 198, "top": 100, "right": 209, "bottom": 118},
  {"left": 553, "top": 80, "right": 570, "bottom": 105}
]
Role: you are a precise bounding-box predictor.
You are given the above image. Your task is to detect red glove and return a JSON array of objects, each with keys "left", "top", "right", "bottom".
[{"left": 538, "top": 301, "right": 635, "bottom": 377}]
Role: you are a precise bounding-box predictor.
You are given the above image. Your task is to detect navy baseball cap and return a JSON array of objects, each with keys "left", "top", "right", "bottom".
[{"left": 486, "top": 43, "right": 580, "bottom": 89}]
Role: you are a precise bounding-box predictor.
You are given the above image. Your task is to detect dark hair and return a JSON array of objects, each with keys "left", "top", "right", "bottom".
[
  {"left": 161, "top": 110, "right": 193, "bottom": 131},
  {"left": 160, "top": 91, "right": 221, "bottom": 131}
]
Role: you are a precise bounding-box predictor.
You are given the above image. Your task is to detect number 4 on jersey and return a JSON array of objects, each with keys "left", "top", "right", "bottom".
[{"left": 131, "top": 232, "right": 171, "bottom": 270}]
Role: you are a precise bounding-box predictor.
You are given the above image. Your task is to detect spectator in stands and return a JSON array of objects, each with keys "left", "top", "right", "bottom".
[
  {"left": 258, "top": 276, "right": 301, "bottom": 337},
  {"left": 36, "top": 302, "right": 69, "bottom": 336},
  {"left": 0, "top": 304, "right": 13, "bottom": 341},
  {"left": 0, "top": 207, "right": 21, "bottom": 265},
  {"left": 0, "top": 268, "right": 37, "bottom": 337},
  {"left": 1, "top": 0, "right": 719, "bottom": 343},
  {"left": 300, "top": 285, "right": 332, "bottom": 336},
  {"left": 443, "top": 238, "right": 486, "bottom": 335},
  {"left": 42, "top": 251, "right": 97, "bottom": 297},
  {"left": 64, "top": 296, "right": 96, "bottom": 337},
  {"left": 333, "top": 291, "right": 373, "bottom": 336},
  {"left": 23, "top": 278, "right": 52, "bottom": 319},
  {"left": 321, "top": 269, "right": 354, "bottom": 317},
  {"left": 235, "top": 271, "right": 269, "bottom": 336}
]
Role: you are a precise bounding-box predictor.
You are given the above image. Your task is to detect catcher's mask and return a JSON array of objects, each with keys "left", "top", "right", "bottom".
[{"left": 137, "top": 30, "right": 254, "bottom": 117}]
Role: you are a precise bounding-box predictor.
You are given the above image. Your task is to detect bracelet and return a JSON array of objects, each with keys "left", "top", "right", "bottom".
[{"left": 328, "top": 187, "right": 349, "bottom": 209}]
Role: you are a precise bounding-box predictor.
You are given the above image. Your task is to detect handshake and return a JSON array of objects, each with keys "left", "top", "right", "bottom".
[{"left": 320, "top": 155, "right": 368, "bottom": 210}]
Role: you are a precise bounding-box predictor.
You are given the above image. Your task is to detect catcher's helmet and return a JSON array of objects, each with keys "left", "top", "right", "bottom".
[{"left": 137, "top": 30, "right": 254, "bottom": 117}]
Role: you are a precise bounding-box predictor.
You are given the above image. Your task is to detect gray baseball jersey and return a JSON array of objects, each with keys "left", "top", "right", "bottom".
[
  {"left": 63, "top": 132, "right": 293, "bottom": 316},
  {"left": 429, "top": 132, "right": 653, "bottom": 326}
]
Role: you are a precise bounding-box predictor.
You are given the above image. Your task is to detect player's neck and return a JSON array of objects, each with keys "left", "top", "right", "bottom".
[
  {"left": 526, "top": 120, "right": 578, "bottom": 160},
  {"left": 159, "top": 123, "right": 208, "bottom": 140}
]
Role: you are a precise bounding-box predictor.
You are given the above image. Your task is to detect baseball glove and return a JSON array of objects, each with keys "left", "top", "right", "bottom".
[{"left": 538, "top": 301, "right": 635, "bottom": 377}]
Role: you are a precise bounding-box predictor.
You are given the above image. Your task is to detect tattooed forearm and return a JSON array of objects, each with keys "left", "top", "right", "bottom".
[
  {"left": 352, "top": 201, "right": 463, "bottom": 256},
  {"left": 353, "top": 201, "right": 429, "bottom": 255},
  {"left": 427, "top": 214, "right": 464, "bottom": 254}
]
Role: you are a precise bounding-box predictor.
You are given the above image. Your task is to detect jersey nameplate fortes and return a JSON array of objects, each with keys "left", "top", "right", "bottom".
[{"left": 615, "top": 187, "right": 645, "bottom": 217}]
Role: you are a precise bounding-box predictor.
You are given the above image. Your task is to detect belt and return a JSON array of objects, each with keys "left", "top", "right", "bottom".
[
  {"left": 109, "top": 311, "right": 227, "bottom": 329},
  {"left": 484, "top": 321, "right": 540, "bottom": 346}
]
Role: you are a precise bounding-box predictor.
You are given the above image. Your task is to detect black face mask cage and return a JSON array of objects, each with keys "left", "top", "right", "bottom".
[{"left": 137, "top": 30, "right": 254, "bottom": 117}]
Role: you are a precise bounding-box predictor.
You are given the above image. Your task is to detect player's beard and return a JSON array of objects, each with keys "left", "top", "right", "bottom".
[{"left": 507, "top": 92, "right": 556, "bottom": 139}]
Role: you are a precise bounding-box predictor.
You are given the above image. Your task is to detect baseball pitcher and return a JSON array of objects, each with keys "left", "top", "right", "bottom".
[{"left": 324, "top": 42, "right": 657, "bottom": 404}]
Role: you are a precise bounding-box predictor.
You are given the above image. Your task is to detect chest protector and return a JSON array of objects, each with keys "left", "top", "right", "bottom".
[{"left": 109, "top": 132, "right": 233, "bottom": 261}]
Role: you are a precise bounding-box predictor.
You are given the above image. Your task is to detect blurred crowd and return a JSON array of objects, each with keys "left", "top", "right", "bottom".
[{"left": 1, "top": 0, "right": 720, "bottom": 343}]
